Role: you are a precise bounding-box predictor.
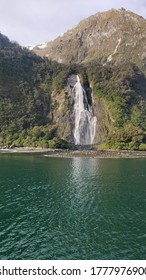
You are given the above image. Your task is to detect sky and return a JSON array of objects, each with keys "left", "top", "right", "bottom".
[{"left": 0, "top": 0, "right": 146, "bottom": 46}]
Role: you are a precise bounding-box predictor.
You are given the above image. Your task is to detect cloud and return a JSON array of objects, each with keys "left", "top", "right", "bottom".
[{"left": 0, "top": 0, "right": 146, "bottom": 46}]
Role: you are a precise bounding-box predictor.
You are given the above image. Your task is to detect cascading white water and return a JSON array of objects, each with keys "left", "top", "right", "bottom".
[{"left": 73, "top": 75, "right": 97, "bottom": 145}]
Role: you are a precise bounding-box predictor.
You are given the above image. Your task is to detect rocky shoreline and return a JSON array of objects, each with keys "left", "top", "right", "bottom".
[
  {"left": 45, "top": 149, "right": 146, "bottom": 158},
  {"left": 0, "top": 147, "right": 146, "bottom": 158}
]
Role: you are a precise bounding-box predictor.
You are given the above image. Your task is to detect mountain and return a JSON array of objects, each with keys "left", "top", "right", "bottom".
[
  {"left": 32, "top": 8, "right": 146, "bottom": 73},
  {"left": 0, "top": 8, "right": 146, "bottom": 150}
]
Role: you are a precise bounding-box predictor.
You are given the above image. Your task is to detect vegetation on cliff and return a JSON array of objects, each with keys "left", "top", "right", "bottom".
[
  {"left": 0, "top": 33, "right": 70, "bottom": 148},
  {"left": 86, "top": 61, "right": 146, "bottom": 150},
  {"left": 0, "top": 31, "right": 146, "bottom": 150}
]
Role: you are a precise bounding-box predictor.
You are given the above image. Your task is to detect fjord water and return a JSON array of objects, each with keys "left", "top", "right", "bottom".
[{"left": 0, "top": 155, "right": 146, "bottom": 260}]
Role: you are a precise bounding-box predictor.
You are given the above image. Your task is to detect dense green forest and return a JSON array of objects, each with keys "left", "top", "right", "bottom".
[
  {"left": 0, "top": 33, "right": 70, "bottom": 148},
  {"left": 0, "top": 33, "right": 146, "bottom": 150},
  {"left": 86, "top": 61, "right": 146, "bottom": 150}
]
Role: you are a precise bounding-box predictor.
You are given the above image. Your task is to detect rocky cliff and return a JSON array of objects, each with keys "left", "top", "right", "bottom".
[{"left": 32, "top": 8, "right": 146, "bottom": 73}]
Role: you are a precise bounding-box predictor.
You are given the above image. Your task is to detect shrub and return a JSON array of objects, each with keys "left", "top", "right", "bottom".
[{"left": 139, "top": 143, "right": 146, "bottom": 151}]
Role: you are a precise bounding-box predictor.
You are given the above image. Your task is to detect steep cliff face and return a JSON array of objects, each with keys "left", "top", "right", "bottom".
[
  {"left": 46, "top": 74, "right": 111, "bottom": 145},
  {"left": 48, "top": 87, "right": 74, "bottom": 143},
  {"left": 32, "top": 8, "right": 146, "bottom": 73}
]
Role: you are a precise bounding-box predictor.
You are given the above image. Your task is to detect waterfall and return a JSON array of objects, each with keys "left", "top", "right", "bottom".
[{"left": 73, "top": 75, "right": 97, "bottom": 145}]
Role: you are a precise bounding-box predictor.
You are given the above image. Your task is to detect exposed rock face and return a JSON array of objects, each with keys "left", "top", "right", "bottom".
[
  {"left": 49, "top": 75, "right": 111, "bottom": 144},
  {"left": 49, "top": 87, "right": 74, "bottom": 143},
  {"left": 32, "top": 8, "right": 146, "bottom": 72}
]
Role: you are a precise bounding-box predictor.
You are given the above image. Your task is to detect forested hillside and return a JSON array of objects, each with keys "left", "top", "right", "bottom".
[
  {"left": 0, "top": 31, "right": 146, "bottom": 150},
  {"left": 0, "top": 33, "right": 70, "bottom": 148}
]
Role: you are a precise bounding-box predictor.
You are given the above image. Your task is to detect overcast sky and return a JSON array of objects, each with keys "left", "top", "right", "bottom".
[{"left": 0, "top": 0, "right": 146, "bottom": 46}]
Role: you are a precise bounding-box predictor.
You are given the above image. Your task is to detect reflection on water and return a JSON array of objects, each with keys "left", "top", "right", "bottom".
[{"left": 0, "top": 155, "right": 146, "bottom": 259}]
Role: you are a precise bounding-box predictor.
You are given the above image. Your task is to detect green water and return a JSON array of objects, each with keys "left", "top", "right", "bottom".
[{"left": 0, "top": 155, "right": 146, "bottom": 259}]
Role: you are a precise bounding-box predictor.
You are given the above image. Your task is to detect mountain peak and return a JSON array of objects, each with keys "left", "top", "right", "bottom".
[{"left": 31, "top": 9, "right": 146, "bottom": 72}]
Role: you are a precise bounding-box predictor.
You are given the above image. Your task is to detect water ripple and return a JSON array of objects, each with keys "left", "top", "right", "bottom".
[{"left": 0, "top": 156, "right": 146, "bottom": 259}]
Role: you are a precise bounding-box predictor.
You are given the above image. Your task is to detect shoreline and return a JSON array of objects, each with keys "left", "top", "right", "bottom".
[{"left": 0, "top": 147, "right": 146, "bottom": 158}]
